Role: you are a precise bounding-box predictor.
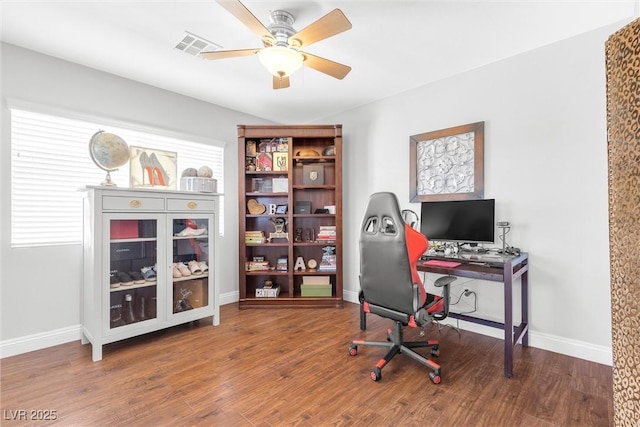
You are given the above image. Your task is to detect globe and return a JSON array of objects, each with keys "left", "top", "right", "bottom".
[{"left": 88, "top": 130, "right": 130, "bottom": 186}]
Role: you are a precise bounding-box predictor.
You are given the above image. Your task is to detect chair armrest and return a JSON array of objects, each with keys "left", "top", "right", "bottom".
[
  {"left": 434, "top": 276, "right": 456, "bottom": 287},
  {"left": 432, "top": 275, "right": 456, "bottom": 320}
]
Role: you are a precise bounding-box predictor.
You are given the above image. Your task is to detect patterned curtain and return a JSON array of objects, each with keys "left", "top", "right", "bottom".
[{"left": 606, "top": 16, "right": 640, "bottom": 426}]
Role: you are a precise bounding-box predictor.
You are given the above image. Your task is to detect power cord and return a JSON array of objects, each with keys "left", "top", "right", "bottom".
[{"left": 454, "top": 289, "right": 478, "bottom": 315}]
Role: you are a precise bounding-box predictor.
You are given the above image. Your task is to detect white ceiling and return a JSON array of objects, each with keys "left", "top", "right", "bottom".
[{"left": 1, "top": 1, "right": 637, "bottom": 123}]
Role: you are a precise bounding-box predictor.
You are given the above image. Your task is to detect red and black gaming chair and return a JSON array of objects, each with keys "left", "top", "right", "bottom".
[{"left": 349, "top": 192, "right": 456, "bottom": 384}]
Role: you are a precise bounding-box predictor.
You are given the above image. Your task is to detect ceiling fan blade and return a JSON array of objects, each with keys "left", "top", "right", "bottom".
[
  {"left": 302, "top": 52, "right": 351, "bottom": 80},
  {"left": 216, "top": 0, "right": 275, "bottom": 46},
  {"left": 200, "top": 48, "right": 260, "bottom": 60},
  {"left": 273, "top": 75, "right": 290, "bottom": 90},
  {"left": 289, "top": 9, "right": 352, "bottom": 48}
]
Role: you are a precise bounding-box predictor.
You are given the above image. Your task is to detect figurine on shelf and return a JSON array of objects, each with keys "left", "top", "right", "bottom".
[{"left": 268, "top": 217, "right": 289, "bottom": 242}]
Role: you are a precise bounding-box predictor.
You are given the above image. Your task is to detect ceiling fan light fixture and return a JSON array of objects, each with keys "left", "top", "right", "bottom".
[{"left": 258, "top": 46, "right": 304, "bottom": 78}]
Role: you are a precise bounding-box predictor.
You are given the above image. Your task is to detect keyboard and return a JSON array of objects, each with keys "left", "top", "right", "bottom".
[{"left": 423, "top": 259, "right": 462, "bottom": 268}]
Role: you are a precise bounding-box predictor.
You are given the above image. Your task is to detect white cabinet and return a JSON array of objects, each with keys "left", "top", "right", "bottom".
[{"left": 81, "top": 186, "right": 220, "bottom": 361}]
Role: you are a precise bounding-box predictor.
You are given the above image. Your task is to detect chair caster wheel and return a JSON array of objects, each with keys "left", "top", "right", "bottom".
[
  {"left": 429, "top": 372, "right": 441, "bottom": 384},
  {"left": 371, "top": 367, "right": 382, "bottom": 382},
  {"left": 348, "top": 345, "right": 358, "bottom": 356}
]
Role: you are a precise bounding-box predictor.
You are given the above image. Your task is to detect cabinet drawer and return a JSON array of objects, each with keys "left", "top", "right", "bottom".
[
  {"left": 103, "top": 196, "right": 165, "bottom": 211},
  {"left": 167, "top": 198, "right": 215, "bottom": 212}
]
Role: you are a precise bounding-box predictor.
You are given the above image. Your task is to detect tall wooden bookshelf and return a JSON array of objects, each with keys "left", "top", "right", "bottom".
[{"left": 237, "top": 125, "right": 343, "bottom": 308}]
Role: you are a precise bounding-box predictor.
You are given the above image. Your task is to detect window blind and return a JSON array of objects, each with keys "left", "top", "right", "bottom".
[{"left": 10, "top": 109, "right": 224, "bottom": 247}]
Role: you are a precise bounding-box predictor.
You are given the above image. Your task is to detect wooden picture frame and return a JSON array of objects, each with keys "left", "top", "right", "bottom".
[{"left": 410, "top": 121, "right": 484, "bottom": 202}]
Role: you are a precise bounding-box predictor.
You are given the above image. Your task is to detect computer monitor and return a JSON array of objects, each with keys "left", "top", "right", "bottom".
[{"left": 420, "top": 199, "right": 495, "bottom": 245}]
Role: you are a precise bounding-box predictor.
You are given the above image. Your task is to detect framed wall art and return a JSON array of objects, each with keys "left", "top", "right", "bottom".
[
  {"left": 129, "top": 146, "right": 178, "bottom": 190},
  {"left": 409, "top": 121, "right": 484, "bottom": 202},
  {"left": 273, "top": 151, "right": 288, "bottom": 171}
]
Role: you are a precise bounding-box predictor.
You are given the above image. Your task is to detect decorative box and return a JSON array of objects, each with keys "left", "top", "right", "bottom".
[
  {"left": 180, "top": 177, "right": 217, "bottom": 193},
  {"left": 301, "top": 284, "right": 332, "bottom": 297},
  {"left": 303, "top": 165, "right": 325, "bottom": 185},
  {"left": 294, "top": 201, "right": 312, "bottom": 214},
  {"left": 110, "top": 220, "right": 139, "bottom": 239}
]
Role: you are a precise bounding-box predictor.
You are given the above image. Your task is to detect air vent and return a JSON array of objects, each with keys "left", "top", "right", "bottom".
[{"left": 175, "top": 31, "right": 222, "bottom": 57}]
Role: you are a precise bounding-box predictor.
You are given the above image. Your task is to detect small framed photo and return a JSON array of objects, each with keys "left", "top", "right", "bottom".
[
  {"left": 272, "top": 177, "right": 288, "bottom": 193},
  {"left": 275, "top": 204, "right": 288, "bottom": 214},
  {"left": 246, "top": 140, "right": 257, "bottom": 157},
  {"left": 257, "top": 152, "right": 272, "bottom": 171},
  {"left": 276, "top": 256, "right": 288, "bottom": 271},
  {"left": 273, "top": 152, "right": 288, "bottom": 171}
]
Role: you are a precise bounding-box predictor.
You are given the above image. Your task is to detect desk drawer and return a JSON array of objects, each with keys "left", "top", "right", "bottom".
[
  {"left": 103, "top": 196, "right": 165, "bottom": 211},
  {"left": 167, "top": 198, "right": 215, "bottom": 212}
]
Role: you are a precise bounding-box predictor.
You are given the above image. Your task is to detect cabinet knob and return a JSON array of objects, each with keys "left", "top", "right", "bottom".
[
  {"left": 129, "top": 199, "right": 141, "bottom": 208},
  {"left": 187, "top": 201, "right": 197, "bottom": 209}
]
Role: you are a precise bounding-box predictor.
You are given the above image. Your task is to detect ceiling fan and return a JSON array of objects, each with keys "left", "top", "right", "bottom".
[{"left": 201, "top": 0, "right": 352, "bottom": 89}]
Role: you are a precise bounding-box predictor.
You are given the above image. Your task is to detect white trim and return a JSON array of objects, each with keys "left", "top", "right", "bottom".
[
  {"left": 0, "top": 325, "right": 82, "bottom": 359},
  {"left": 2, "top": 290, "right": 612, "bottom": 366},
  {"left": 5, "top": 98, "right": 226, "bottom": 149},
  {"left": 343, "top": 289, "right": 359, "bottom": 305},
  {"left": 0, "top": 290, "right": 240, "bottom": 359},
  {"left": 528, "top": 330, "right": 612, "bottom": 366},
  {"left": 219, "top": 290, "right": 239, "bottom": 306},
  {"left": 342, "top": 291, "right": 612, "bottom": 366}
]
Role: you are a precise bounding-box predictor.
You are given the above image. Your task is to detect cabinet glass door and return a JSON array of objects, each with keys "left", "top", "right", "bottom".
[
  {"left": 171, "top": 216, "right": 210, "bottom": 314},
  {"left": 108, "top": 218, "right": 158, "bottom": 329}
]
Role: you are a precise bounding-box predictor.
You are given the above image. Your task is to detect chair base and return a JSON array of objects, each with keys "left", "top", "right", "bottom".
[{"left": 349, "top": 320, "right": 442, "bottom": 384}]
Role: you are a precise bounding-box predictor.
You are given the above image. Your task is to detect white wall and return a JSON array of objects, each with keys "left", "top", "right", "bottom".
[
  {"left": 326, "top": 22, "right": 620, "bottom": 364},
  {"left": 0, "top": 43, "right": 271, "bottom": 354},
  {"left": 1, "top": 19, "right": 620, "bottom": 364}
]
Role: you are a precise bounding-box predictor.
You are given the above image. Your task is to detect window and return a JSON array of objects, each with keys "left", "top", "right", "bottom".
[{"left": 10, "top": 108, "right": 224, "bottom": 247}]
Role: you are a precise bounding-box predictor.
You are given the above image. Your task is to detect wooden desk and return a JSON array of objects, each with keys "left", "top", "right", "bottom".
[{"left": 418, "top": 252, "right": 529, "bottom": 378}]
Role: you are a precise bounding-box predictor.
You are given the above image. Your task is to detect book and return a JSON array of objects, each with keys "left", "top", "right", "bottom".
[
  {"left": 245, "top": 231, "right": 266, "bottom": 244},
  {"left": 316, "top": 225, "right": 336, "bottom": 242},
  {"left": 245, "top": 261, "right": 270, "bottom": 271},
  {"left": 255, "top": 284, "right": 280, "bottom": 298}
]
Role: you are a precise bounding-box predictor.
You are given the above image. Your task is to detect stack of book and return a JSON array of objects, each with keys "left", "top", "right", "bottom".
[
  {"left": 245, "top": 260, "right": 270, "bottom": 272},
  {"left": 316, "top": 226, "right": 336, "bottom": 243},
  {"left": 301, "top": 276, "right": 332, "bottom": 297},
  {"left": 245, "top": 230, "right": 266, "bottom": 244},
  {"left": 319, "top": 246, "right": 337, "bottom": 272}
]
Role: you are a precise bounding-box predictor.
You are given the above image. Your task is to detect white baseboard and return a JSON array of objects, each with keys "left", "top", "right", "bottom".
[
  {"left": 1, "top": 290, "right": 612, "bottom": 366},
  {"left": 1, "top": 290, "right": 241, "bottom": 359},
  {"left": 0, "top": 325, "right": 82, "bottom": 359},
  {"left": 219, "top": 290, "right": 239, "bottom": 306},
  {"left": 342, "top": 290, "right": 612, "bottom": 366}
]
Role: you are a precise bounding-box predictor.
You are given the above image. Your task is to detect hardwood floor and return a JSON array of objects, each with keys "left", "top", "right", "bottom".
[{"left": 1, "top": 302, "right": 613, "bottom": 426}]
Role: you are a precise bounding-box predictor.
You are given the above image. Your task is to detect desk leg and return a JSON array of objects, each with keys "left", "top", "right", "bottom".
[
  {"left": 522, "top": 270, "right": 529, "bottom": 347},
  {"left": 504, "top": 265, "right": 514, "bottom": 378}
]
